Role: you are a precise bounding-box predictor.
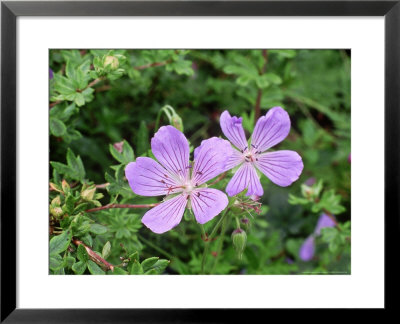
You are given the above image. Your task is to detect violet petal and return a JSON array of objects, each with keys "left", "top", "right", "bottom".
[
  {"left": 226, "top": 163, "right": 262, "bottom": 197},
  {"left": 220, "top": 110, "right": 248, "bottom": 150},
  {"left": 299, "top": 236, "right": 315, "bottom": 261},
  {"left": 255, "top": 150, "right": 303, "bottom": 187},
  {"left": 151, "top": 125, "right": 190, "bottom": 182},
  {"left": 314, "top": 213, "right": 336, "bottom": 235},
  {"left": 190, "top": 188, "right": 228, "bottom": 224},
  {"left": 251, "top": 107, "right": 291, "bottom": 152},
  {"left": 141, "top": 194, "right": 188, "bottom": 234},
  {"left": 192, "top": 137, "right": 232, "bottom": 185},
  {"left": 125, "top": 158, "right": 181, "bottom": 197}
]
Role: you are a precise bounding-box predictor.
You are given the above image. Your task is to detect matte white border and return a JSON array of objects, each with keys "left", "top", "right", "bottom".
[{"left": 17, "top": 17, "right": 384, "bottom": 308}]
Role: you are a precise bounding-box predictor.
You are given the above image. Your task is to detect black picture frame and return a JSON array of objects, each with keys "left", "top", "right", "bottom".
[{"left": 1, "top": 0, "right": 398, "bottom": 321}]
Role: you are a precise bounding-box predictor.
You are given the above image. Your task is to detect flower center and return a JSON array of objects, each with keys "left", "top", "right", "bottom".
[
  {"left": 183, "top": 182, "right": 194, "bottom": 194},
  {"left": 242, "top": 145, "right": 259, "bottom": 163}
]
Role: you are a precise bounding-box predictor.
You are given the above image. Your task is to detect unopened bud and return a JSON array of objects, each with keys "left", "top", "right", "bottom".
[
  {"left": 104, "top": 55, "right": 119, "bottom": 69},
  {"left": 301, "top": 184, "right": 313, "bottom": 199},
  {"left": 50, "top": 206, "right": 64, "bottom": 218},
  {"left": 231, "top": 228, "right": 247, "bottom": 260},
  {"left": 171, "top": 115, "right": 183, "bottom": 132},
  {"left": 81, "top": 187, "right": 96, "bottom": 201},
  {"left": 51, "top": 196, "right": 61, "bottom": 207},
  {"left": 61, "top": 179, "right": 70, "bottom": 193}
]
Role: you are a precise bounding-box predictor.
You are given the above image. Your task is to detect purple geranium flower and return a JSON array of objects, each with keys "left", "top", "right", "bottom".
[
  {"left": 125, "top": 125, "right": 231, "bottom": 234},
  {"left": 49, "top": 68, "right": 53, "bottom": 80},
  {"left": 299, "top": 213, "right": 336, "bottom": 261},
  {"left": 220, "top": 107, "right": 304, "bottom": 197}
]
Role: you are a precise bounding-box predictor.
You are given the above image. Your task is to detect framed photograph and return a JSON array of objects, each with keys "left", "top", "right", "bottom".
[{"left": 1, "top": 0, "right": 398, "bottom": 321}]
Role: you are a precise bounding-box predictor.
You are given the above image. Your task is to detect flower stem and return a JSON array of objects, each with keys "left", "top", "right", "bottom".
[
  {"left": 154, "top": 105, "right": 173, "bottom": 132},
  {"left": 137, "top": 234, "right": 173, "bottom": 260},
  {"left": 210, "top": 212, "right": 230, "bottom": 274},
  {"left": 200, "top": 208, "right": 230, "bottom": 274}
]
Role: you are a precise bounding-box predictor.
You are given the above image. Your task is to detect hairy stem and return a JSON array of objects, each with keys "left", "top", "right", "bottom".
[
  {"left": 200, "top": 208, "right": 230, "bottom": 274},
  {"left": 72, "top": 238, "right": 115, "bottom": 272},
  {"left": 85, "top": 203, "right": 159, "bottom": 213},
  {"left": 137, "top": 234, "right": 173, "bottom": 260},
  {"left": 210, "top": 211, "right": 230, "bottom": 273}
]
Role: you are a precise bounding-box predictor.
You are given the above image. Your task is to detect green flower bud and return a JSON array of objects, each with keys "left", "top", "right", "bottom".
[
  {"left": 301, "top": 184, "right": 314, "bottom": 199},
  {"left": 51, "top": 196, "right": 61, "bottom": 207},
  {"left": 61, "top": 179, "right": 70, "bottom": 193},
  {"left": 50, "top": 206, "right": 64, "bottom": 218},
  {"left": 231, "top": 228, "right": 247, "bottom": 260},
  {"left": 104, "top": 55, "right": 119, "bottom": 69},
  {"left": 81, "top": 187, "right": 96, "bottom": 201},
  {"left": 171, "top": 115, "right": 184, "bottom": 132}
]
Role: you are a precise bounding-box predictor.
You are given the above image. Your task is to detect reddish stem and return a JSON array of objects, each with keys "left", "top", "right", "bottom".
[{"left": 72, "top": 238, "right": 114, "bottom": 272}]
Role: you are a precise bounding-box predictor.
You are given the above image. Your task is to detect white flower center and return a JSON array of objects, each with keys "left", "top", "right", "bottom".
[
  {"left": 183, "top": 182, "right": 194, "bottom": 194},
  {"left": 242, "top": 145, "right": 260, "bottom": 163}
]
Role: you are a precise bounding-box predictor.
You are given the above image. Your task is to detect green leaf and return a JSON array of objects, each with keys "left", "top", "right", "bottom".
[
  {"left": 141, "top": 257, "right": 159, "bottom": 272},
  {"left": 77, "top": 244, "right": 89, "bottom": 262},
  {"left": 129, "top": 260, "right": 144, "bottom": 275},
  {"left": 265, "top": 73, "right": 282, "bottom": 85},
  {"left": 63, "top": 193, "right": 75, "bottom": 214},
  {"left": 50, "top": 118, "right": 67, "bottom": 137},
  {"left": 50, "top": 161, "right": 72, "bottom": 176},
  {"left": 255, "top": 75, "right": 270, "bottom": 89},
  {"left": 145, "top": 269, "right": 158, "bottom": 275},
  {"left": 149, "top": 259, "right": 170, "bottom": 274},
  {"left": 66, "top": 148, "right": 85, "bottom": 181},
  {"left": 102, "top": 241, "right": 111, "bottom": 259},
  {"left": 72, "top": 260, "right": 87, "bottom": 274},
  {"left": 74, "top": 92, "right": 85, "bottom": 107},
  {"left": 81, "top": 233, "right": 93, "bottom": 247},
  {"left": 87, "top": 260, "right": 105, "bottom": 275},
  {"left": 49, "top": 254, "right": 64, "bottom": 271},
  {"left": 109, "top": 140, "right": 134, "bottom": 164},
  {"left": 65, "top": 256, "right": 76, "bottom": 269},
  {"left": 89, "top": 224, "right": 108, "bottom": 235},
  {"left": 49, "top": 230, "right": 72, "bottom": 256}
]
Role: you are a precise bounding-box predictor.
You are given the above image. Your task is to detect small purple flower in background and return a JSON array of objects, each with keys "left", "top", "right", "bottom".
[
  {"left": 299, "top": 236, "right": 315, "bottom": 262},
  {"left": 299, "top": 213, "right": 336, "bottom": 261},
  {"left": 125, "top": 126, "right": 231, "bottom": 234},
  {"left": 348, "top": 153, "right": 351, "bottom": 163},
  {"left": 220, "top": 107, "right": 304, "bottom": 197},
  {"left": 49, "top": 68, "right": 53, "bottom": 80}
]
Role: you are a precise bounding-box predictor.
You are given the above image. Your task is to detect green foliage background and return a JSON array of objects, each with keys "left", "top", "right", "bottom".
[{"left": 49, "top": 49, "right": 350, "bottom": 275}]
